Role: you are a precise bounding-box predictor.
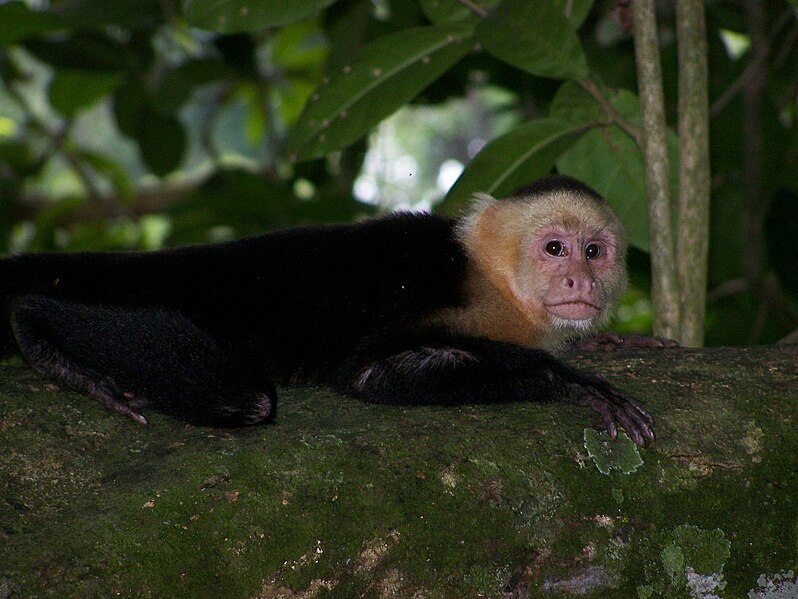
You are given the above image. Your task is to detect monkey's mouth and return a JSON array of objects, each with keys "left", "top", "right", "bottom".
[{"left": 544, "top": 301, "right": 600, "bottom": 321}]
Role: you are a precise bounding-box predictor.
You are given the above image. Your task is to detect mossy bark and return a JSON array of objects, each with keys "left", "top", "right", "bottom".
[{"left": 1, "top": 346, "right": 797, "bottom": 598}]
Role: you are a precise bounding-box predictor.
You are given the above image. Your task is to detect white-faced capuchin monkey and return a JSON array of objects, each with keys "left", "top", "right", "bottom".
[{"left": 0, "top": 175, "right": 665, "bottom": 446}]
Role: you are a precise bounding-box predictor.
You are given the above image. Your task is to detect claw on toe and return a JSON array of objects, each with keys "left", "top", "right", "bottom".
[
  {"left": 129, "top": 411, "right": 148, "bottom": 425},
  {"left": 110, "top": 400, "right": 148, "bottom": 425}
]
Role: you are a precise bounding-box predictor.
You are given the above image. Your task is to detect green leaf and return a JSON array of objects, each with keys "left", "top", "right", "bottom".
[
  {"left": 138, "top": 111, "right": 186, "bottom": 177},
  {"left": 78, "top": 150, "right": 133, "bottom": 198},
  {"left": 418, "top": 0, "right": 500, "bottom": 25},
  {"left": 557, "top": 129, "right": 650, "bottom": 250},
  {"left": 168, "top": 169, "right": 372, "bottom": 242},
  {"left": 549, "top": 79, "right": 604, "bottom": 124},
  {"left": 113, "top": 82, "right": 149, "bottom": 138},
  {"left": 49, "top": 70, "right": 121, "bottom": 118},
  {"left": 0, "top": 3, "right": 60, "bottom": 46},
  {"left": 551, "top": 82, "right": 652, "bottom": 251},
  {"left": 442, "top": 118, "right": 585, "bottom": 211},
  {"left": 287, "top": 24, "right": 473, "bottom": 162},
  {"left": 476, "top": 0, "right": 588, "bottom": 80},
  {"left": 269, "top": 21, "right": 328, "bottom": 125},
  {"left": 270, "top": 20, "right": 328, "bottom": 72},
  {"left": 555, "top": 0, "right": 594, "bottom": 28},
  {"left": 152, "top": 60, "right": 229, "bottom": 115},
  {"left": 0, "top": 141, "right": 37, "bottom": 174},
  {"left": 23, "top": 31, "right": 129, "bottom": 72},
  {"left": 418, "top": 0, "right": 475, "bottom": 24},
  {"left": 48, "top": 0, "right": 162, "bottom": 29},
  {"left": 183, "top": 0, "right": 340, "bottom": 32}
]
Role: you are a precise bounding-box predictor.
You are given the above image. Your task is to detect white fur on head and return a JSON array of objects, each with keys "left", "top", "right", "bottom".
[{"left": 451, "top": 180, "right": 628, "bottom": 350}]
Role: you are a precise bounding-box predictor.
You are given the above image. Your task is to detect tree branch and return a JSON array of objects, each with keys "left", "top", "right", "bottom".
[
  {"left": 631, "top": 0, "right": 680, "bottom": 340},
  {"left": 675, "top": 0, "right": 711, "bottom": 346},
  {"left": 710, "top": 7, "right": 794, "bottom": 118},
  {"left": 454, "top": 0, "right": 488, "bottom": 18},
  {"left": 577, "top": 79, "right": 643, "bottom": 149},
  {"left": 741, "top": 0, "right": 771, "bottom": 344}
]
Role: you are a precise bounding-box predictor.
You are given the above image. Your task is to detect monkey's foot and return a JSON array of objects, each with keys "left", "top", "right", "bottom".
[
  {"left": 89, "top": 385, "right": 149, "bottom": 425},
  {"left": 574, "top": 332, "right": 679, "bottom": 352},
  {"left": 570, "top": 379, "right": 655, "bottom": 447}
]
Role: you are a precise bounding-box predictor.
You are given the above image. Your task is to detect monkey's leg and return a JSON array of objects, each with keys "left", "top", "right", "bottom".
[
  {"left": 336, "top": 329, "right": 654, "bottom": 446},
  {"left": 9, "top": 296, "right": 275, "bottom": 426}
]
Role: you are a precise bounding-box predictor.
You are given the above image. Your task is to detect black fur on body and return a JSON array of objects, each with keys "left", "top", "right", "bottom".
[{"left": 0, "top": 182, "right": 654, "bottom": 444}]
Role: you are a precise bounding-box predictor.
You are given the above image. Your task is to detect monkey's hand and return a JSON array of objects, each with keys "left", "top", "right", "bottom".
[
  {"left": 573, "top": 332, "right": 679, "bottom": 352},
  {"left": 568, "top": 376, "right": 655, "bottom": 447},
  {"left": 92, "top": 387, "right": 150, "bottom": 425}
]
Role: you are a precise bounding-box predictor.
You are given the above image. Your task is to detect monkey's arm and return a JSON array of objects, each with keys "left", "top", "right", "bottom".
[{"left": 335, "top": 329, "right": 655, "bottom": 446}]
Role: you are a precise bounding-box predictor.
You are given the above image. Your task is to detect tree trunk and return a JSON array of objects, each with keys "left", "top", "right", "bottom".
[
  {"left": 1, "top": 346, "right": 796, "bottom": 597},
  {"left": 631, "top": 0, "right": 681, "bottom": 342},
  {"left": 675, "top": 0, "right": 711, "bottom": 347}
]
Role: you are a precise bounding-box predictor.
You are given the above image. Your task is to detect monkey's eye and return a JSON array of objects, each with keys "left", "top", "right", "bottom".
[
  {"left": 545, "top": 240, "right": 565, "bottom": 256},
  {"left": 585, "top": 243, "right": 601, "bottom": 260}
]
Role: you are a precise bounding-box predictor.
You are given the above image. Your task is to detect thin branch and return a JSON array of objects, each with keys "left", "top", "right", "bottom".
[
  {"left": 631, "top": 0, "right": 681, "bottom": 340},
  {"left": 158, "top": 0, "right": 177, "bottom": 25},
  {"left": 454, "top": 0, "right": 488, "bottom": 18},
  {"left": 710, "top": 59, "right": 758, "bottom": 118},
  {"left": 60, "top": 137, "right": 107, "bottom": 203},
  {"left": 774, "top": 16, "right": 798, "bottom": 110},
  {"left": 741, "top": 0, "right": 771, "bottom": 345},
  {"left": 711, "top": 6, "right": 794, "bottom": 118},
  {"left": 770, "top": 6, "right": 797, "bottom": 70},
  {"left": 6, "top": 84, "right": 108, "bottom": 205},
  {"left": 577, "top": 79, "right": 642, "bottom": 149},
  {"left": 706, "top": 278, "right": 747, "bottom": 304},
  {"left": 675, "top": 0, "right": 711, "bottom": 347}
]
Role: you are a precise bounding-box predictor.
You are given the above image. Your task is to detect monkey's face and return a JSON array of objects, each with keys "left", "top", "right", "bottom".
[
  {"left": 506, "top": 194, "right": 628, "bottom": 338},
  {"left": 456, "top": 185, "right": 629, "bottom": 344},
  {"left": 528, "top": 224, "right": 619, "bottom": 329}
]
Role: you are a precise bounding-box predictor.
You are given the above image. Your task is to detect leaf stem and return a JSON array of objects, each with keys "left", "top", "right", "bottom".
[
  {"left": 454, "top": 0, "right": 488, "bottom": 18},
  {"left": 577, "top": 79, "right": 642, "bottom": 149}
]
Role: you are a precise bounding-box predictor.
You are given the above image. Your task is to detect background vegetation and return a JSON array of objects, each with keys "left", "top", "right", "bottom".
[{"left": 0, "top": 0, "right": 796, "bottom": 346}]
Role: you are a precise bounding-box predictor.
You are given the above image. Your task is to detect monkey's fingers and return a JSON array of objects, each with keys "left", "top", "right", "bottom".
[
  {"left": 600, "top": 385, "right": 655, "bottom": 433},
  {"left": 584, "top": 375, "right": 655, "bottom": 430},
  {"left": 571, "top": 332, "right": 623, "bottom": 351},
  {"left": 613, "top": 404, "right": 652, "bottom": 446},
  {"left": 600, "top": 387, "right": 655, "bottom": 443},
  {"left": 578, "top": 395, "right": 620, "bottom": 441},
  {"left": 620, "top": 334, "right": 679, "bottom": 349},
  {"left": 578, "top": 393, "right": 651, "bottom": 447},
  {"left": 106, "top": 399, "right": 149, "bottom": 425},
  {"left": 573, "top": 333, "right": 679, "bottom": 352},
  {"left": 91, "top": 388, "right": 149, "bottom": 425}
]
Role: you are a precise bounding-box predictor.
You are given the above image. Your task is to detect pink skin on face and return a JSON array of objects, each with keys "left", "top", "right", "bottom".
[{"left": 532, "top": 226, "right": 616, "bottom": 323}]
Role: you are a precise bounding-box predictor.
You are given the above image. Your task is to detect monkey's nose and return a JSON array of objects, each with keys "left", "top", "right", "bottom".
[{"left": 563, "top": 275, "right": 596, "bottom": 292}]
